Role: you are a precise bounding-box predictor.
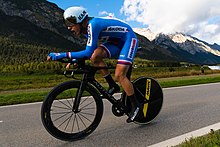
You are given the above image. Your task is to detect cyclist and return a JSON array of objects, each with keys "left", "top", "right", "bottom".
[{"left": 47, "top": 6, "right": 140, "bottom": 123}]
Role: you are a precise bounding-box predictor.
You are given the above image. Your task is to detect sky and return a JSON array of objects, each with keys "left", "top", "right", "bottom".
[{"left": 47, "top": 0, "right": 220, "bottom": 45}]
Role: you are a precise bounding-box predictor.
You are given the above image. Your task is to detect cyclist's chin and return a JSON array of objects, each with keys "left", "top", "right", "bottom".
[{"left": 72, "top": 31, "right": 80, "bottom": 37}]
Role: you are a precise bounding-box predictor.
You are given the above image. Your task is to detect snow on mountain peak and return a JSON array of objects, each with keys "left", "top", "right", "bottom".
[
  {"left": 170, "top": 33, "right": 187, "bottom": 43},
  {"left": 171, "top": 33, "right": 220, "bottom": 56},
  {"left": 133, "top": 28, "right": 157, "bottom": 41},
  {"left": 133, "top": 28, "right": 220, "bottom": 57}
]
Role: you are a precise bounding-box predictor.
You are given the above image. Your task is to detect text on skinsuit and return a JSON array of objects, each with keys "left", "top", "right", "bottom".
[
  {"left": 127, "top": 38, "right": 137, "bottom": 60},
  {"left": 103, "top": 26, "right": 128, "bottom": 33},
  {"left": 87, "top": 23, "right": 92, "bottom": 46}
]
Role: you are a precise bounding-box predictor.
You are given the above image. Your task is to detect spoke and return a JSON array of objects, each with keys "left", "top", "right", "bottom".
[
  {"left": 80, "top": 111, "right": 95, "bottom": 116},
  {"left": 80, "top": 101, "right": 95, "bottom": 110},
  {"left": 75, "top": 114, "right": 80, "bottom": 132},
  {"left": 57, "top": 113, "right": 73, "bottom": 128},
  {"left": 78, "top": 113, "right": 92, "bottom": 123},
  {"left": 72, "top": 114, "right": 76, "bottom": 133},
  {"left": 52, "top": 105, "right": 71, "bottom": 110},
  {"left": 66, "top": 99, "right": 73, "bottom": 108},
  {"left": 51, "top": 111, "right": 72, "bottom": 115},
  {"left": 57, "top": 99, "right": 72, "bottom": 109},
  {"left": 64, "top": 113, "right": 73, "bottom": 131},
  {"left": 52, "top": 111, "right": 72, "bottom": 122},
  {"left": 77, "top": 113, "right": 87, "bottom": 128},
  {"left": 81, "top": 107, "right": 96, "bottom": 111},
  {"left": 80, "top": 96, "right": 89, "bottom": 105}
]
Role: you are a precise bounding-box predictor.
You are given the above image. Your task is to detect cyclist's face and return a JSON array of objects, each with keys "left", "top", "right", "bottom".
[{"left": 68, "top": 24, "right": 81, "bottom": 36}]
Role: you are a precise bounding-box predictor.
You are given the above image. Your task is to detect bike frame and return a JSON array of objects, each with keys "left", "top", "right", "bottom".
[{"left": 72, "top": 65, "right": 133, "bottom": 112}]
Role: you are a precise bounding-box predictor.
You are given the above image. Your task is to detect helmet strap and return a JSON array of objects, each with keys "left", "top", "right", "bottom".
[{"left": 79, "top": 17, "right": 88, "bottom": 34}]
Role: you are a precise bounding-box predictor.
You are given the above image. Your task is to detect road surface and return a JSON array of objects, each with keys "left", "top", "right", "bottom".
[{"left": 1, "top": 83, "right": 220, "bottom": 147}]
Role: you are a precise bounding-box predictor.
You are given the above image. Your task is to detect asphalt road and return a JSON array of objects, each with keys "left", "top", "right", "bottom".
[{"left": 1, "top": 83, "right": 220, "bottom": 147}]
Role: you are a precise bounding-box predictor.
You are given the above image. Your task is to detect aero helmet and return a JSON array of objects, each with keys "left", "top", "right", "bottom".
[{"left": 63, "top": 6, "right": 88, "bottom": 26}]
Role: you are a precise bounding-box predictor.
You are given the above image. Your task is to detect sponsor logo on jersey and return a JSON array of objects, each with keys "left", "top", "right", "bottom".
[
  {"left": 78, "top": 10, "right": 87, "bottom": 21},
  {"left": 87, "top": 23, "right": 92, "bottom": 46},
  {"left": 103, "top": 26, "right": 128, "bottom": 33},
  {"left": 127, "top": 38, "right": 137, "bottom": 59}
]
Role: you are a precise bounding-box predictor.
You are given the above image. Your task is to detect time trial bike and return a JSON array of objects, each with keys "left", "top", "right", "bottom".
[{"left": 41, "top": 58, "right": 163, "bottom": 141}]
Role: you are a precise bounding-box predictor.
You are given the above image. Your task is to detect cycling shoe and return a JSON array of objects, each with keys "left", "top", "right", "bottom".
[{"left": 126, "top": 105, "right": 140, "bottom": 123}]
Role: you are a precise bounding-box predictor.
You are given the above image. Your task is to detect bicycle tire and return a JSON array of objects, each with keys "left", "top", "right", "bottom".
[
  {"left": 125, "top": 77, "right": 163, "bottom": 124},
  {"left": 41, "top": 80, "right": 103, "bottom": 141}
]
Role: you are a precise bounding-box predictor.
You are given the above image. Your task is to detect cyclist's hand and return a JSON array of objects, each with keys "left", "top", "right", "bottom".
[
  {"left": 66, "top": 63, "right": 71, "bottom": 69},
  {"left": 66, "top": 59, "right": 78, "bottom": 69},
  {"left": 47, "top": 55, "right": 52, "bottom": 61},
  {"left": 47, "top": 52, "right": 67, "bottom": 61}
]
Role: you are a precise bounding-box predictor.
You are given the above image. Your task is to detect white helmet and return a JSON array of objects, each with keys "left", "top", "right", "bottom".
[{"left": 63, "top": 6, "right": 88, "bottom": 26}]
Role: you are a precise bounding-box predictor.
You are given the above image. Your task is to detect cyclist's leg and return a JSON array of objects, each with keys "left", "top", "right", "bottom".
[
  {"left": 115, "top": 64, "right": 133, "bottom": 95},
  {"left": 90, "top": 43, "right": 120, "bottom": 94},
  {"left": 115, "top": 37, "right": 138, "bottom": 94},
  {"left": 90, "top": 46, "right": 108, "bottom": 75},
  {"left": 115, "top": 37, "right": 139, "bottom": 122}
]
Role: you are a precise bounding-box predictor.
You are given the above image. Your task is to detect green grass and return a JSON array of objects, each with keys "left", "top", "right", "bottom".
[
  {"left": 1, "top": 67, "right": 220, "bottom": 106},
  {"left": 0, "top": 73, "right": 68, "bottom": 91},
  {"left": 0, "top": 90, "right": 48, "bottom": 106},
  {"left": 175, "top": 129, "right": 220, "bottom": 147},
  {"left": 1, "top": 73, "right": 220, "bottom": 106},
  {"left": 158, "top": 73, "right": 220, "bottom": 88}
]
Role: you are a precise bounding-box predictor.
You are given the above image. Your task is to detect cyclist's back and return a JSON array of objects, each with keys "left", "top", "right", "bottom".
[{"left": 89, "top": 17, "right": 135, "bottom": 40}]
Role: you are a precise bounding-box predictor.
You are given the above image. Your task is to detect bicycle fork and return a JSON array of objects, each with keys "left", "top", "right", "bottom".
[{"left": 72, "top": 75, "right": 87, "bottom": 113}]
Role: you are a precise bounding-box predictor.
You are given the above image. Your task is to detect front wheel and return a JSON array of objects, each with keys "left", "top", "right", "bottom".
[{"left": 41, "top": 80, "right": 103, "bottom": 141}]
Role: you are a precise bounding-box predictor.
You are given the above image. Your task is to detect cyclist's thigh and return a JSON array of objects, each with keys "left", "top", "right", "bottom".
[
  {"left": 99, "top": 42, "right": 121, "bottom": 58},
  {"left": 117, "top": 38, "right": 138, "bottom": 65}
]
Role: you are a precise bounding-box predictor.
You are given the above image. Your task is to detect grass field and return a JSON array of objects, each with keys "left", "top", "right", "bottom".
[{"left": 1, "top": 67, "right": 220, "bottom": 106}]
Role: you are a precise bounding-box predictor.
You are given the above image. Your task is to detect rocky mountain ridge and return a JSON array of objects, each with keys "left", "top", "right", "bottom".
[
  {"left": 134, "top": 28, "right": 220, "bottom": 64},
  {"left": 0, "top": 0, "right": 81, "bottom": 45}
]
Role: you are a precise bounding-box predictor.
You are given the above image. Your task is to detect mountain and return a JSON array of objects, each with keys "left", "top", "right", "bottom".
[
  {"left": 0, "top": 0, "right": 83, "bottom": 48},
  {"left": 134, "top": 28, "right": 220, "bottom": 64},
  {"left": 1, "top": 0, "right": 220, "bottom": 65},
  {"left": 0, "top": 0, "right": 84, "bottom": 64}
]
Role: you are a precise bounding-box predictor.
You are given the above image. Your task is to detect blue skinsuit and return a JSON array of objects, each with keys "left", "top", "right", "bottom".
[{"left": 67, "top": 17, "right": 138, "bottom": 65}]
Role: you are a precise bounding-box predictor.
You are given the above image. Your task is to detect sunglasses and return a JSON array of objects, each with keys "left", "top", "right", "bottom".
[{"left": 64, "top": 16, "right": 77, "bottom": 27}]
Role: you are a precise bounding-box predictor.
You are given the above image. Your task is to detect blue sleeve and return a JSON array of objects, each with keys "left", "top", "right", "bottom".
[{"left": 67, "top": 21, "right": 100, "bottom": 59}]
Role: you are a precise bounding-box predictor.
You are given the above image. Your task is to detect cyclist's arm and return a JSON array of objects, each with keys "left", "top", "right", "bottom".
[{"left": 48, "top": 22, "right": 99, "bottom": 60}]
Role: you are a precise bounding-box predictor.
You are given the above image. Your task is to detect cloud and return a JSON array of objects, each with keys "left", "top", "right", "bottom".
[
  {"left": 99, "top": 11, "right": 115, "bottom": 17},
  {"left": 120, "top": 0, "right": 220, "bottom": 44}
]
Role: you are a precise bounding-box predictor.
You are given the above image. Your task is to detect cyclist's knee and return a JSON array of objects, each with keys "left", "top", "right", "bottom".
[
  {"left": 115, "top": 73, "right": 126, "bottom": 83},
  {"left": 90, "top": 47, "right": 106, "bottom": 64}
]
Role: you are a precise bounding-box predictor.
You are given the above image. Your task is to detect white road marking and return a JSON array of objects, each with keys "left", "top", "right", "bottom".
[
  {"left": 148, "top": 122, "right": 220, "bottom": 147},
  {"left": 164, "top": 82, "right": 220, "bottom": 90},
  {"left": 0, "top": 101, "right": 43, "bottom": 109},
  {"left": 0, "top": 121, "right": 3, "bottom": 123},
  {"left": 1, "top": 82, "right": 220, "bottom": 108},
  {"left": 0, "top": 93, "right": 122, "bottom": 108}
]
